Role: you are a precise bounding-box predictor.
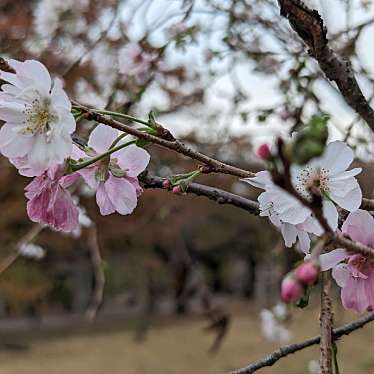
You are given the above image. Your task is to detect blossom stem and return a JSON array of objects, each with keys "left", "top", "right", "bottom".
[
  {"left": 82, "top": 108, "right": 150, "bottom": 127},
  {"left": 71, "top": 139, "right": 136, "bottom": 172}
]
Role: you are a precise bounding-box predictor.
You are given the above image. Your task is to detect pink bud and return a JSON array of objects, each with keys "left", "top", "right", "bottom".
[
  {"left": 162, "top": 179, "right": 171, "bottom": 188},
  {"left": 257, "top": 144, "right": 271, "bottom": 160},
  {"left": 281, "top": 276, "right": 303, "bottom": 304},
  {"left": 172, "top": 185, "right": 182, "bottom": 194},
  {"left": 295, "top": 262, "right": 319, "bottom": 285}
]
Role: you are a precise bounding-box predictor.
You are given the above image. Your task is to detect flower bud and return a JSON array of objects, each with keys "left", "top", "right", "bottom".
[
  {"left": 295, "top": 262, "right": 319, "bottom": 285},
  {"left": 281, "top": 276, "right": 303, "bottom": 304},
  {"left": 172, "top": 185, "right": 182, "bottom": 194},
  {"left": 257, "top": 144, "right": 271, "bottom": 160},
  {"left": 162, "top": 179, "right": 171, "bottom": 189}
]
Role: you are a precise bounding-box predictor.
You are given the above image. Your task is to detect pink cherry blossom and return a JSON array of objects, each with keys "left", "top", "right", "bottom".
[
  {"left": 25, "top": 165, "right": 79, "bottom": 232},
  {"left": 72, "top": 124, "right": 150, "bottom": 216},
  {"left": 319, "top": 210, "right": 374, "bottom": 313}
]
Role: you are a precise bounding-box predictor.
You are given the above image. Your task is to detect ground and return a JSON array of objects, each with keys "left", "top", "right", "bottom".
[{"left": 0, "top": 303, "right": 373, "bottom": 374}]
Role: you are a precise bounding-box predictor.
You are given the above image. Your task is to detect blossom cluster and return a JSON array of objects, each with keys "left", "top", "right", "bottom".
[
  {"left": 0, "top": 59, "right": 150, "bottom": 233},
  {"left": 245, "top": 141, "right": 374, "bottom": 313}
]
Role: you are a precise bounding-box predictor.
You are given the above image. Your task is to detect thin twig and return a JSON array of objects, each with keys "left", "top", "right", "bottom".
[
  {"left": 139, "top": 173, "right": 260, "bottom": 215},
  {"left": 85, "top": 225, "right": 105, "bottom": 321},
  {"left": 277, "top": 0, "right": 374, "bottom": 133},
  {"left": 72, "top": 101, "right": 254, "bottom": 179},
  {"left": 0, "top": 224, "right": 44, "bottom": 275},
  {"left": 227, "top": 312, "right": 374, "bottom": 374}
]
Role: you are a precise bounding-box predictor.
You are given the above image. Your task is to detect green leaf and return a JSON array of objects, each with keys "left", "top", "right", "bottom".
[{"left": 292, "top": 114, "right": 329, "bottom": 165}]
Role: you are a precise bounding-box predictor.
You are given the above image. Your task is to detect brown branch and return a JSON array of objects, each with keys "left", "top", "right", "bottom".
[
  {"left": 277, "top": 0, "right": 374, "bottom": 133},
  {"left": 85, "top": 225, "right": 105, "bottom": 321},
  {"left": 227, "top": 312, "right": 374, "bottom": 374},
  {"left": 72, "top": 101, "right": 254, "bottom": 179},
  {"left": 0, "top": 224, "right": 44, "bottom": 275},
  {"left": 139, "top": 173, "right": 260, "bottom": 215},
  {"left": 333, "top": 233, "right": 374, "bottom": 259},
  {"left": 320, "top": 272, "right": 333, "bottom": 374}
]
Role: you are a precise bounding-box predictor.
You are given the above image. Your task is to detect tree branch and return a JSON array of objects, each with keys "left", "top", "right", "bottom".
[
  {"left": 85, "top": 225, "right": 105, "bottom": 321},
  {"left": 139, "top": 173, "right": 260, "bottom": 215},
  {"left": 72, "top": 101, "right": 254, "bottom": 179},
  {"left": 277, "top": 0, "right": 374, "bottom": 133},
  {"left": 320, "top": 272, "right": 333, "bottom": 374},
  {"left": 227, "top": 312, "right": 374, "bottom": 374}
]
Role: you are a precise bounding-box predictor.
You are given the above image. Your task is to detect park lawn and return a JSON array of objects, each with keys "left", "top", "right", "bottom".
[{"left": 0, "top": 303, "right": 373, "bottom": 374}]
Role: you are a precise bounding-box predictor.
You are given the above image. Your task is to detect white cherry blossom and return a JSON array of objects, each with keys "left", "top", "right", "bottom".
[
  {"left": 291, "top": 141, "right": 362, "bottom": 230},
  {"left": 0, "top": 59, "right": 75, "bottom": 174}
]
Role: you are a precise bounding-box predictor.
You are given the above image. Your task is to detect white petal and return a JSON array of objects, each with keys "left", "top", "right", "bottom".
[
  {"left": 0, "top": 124, "right": 32, "bottom": 158},
  {"left": 332, "top": 263, "right": 350, "bottom": 287},
  {"left": 241, "top": 170, "right": 272, "bottom": 189},
  {"left": 51, "top": 78, "right": 71, "bottom": 109},
  {"left": 319, "top": 249, "right": 349, "bottom": 271},
  {"left": 321, "top": 141, "right": 354, "bottom": 175},
  {"left": 297, "top": 230, "right": 311, "bottom": 254},
  {"left": 0, "top": 103, "right": 25, "bottom": 123},
  {"left": 329, "top": 182, "right": 362, "bottom": 212},
  {"left": 281, "top": 223, "right": 298, "bottom": 248},
  {"left": 56, "top": 107, "right": 76, "bottom": 134},
  {"left": 322, "top": 200, "right": 338, "bottom": 231},
  {"left": 23, "top": 60, "right": 52, "bottom": 94}
]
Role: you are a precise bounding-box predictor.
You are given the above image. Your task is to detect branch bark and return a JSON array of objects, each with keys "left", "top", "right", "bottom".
[
  {"left": 73, "top": 101, "right": 254, "bottom": 179},
  {"left": 277, "top": 0, "right": 374, "bottom": 133},
  {"left": 320, "top": 272, "right": 333, "bottom": 374},
  {"left": 139, "top": 173, "right": 260, "bottom": 215},
  {"left": 227, "top": 312, "right": 374, "bottom": 374}
]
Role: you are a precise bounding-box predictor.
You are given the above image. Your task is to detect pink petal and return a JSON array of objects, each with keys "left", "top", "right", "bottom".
[
  {"left": 342, "top": 210, "right": 374, "bottom": 247},
  {"left": 96, "top": 183, "right": 116, "bottom": 215},
  {"left": 114, "top": 144, "right": 150, "bottom": 177},
  {"left": 88, "top": 124, "right": 119, "bottom": 154},
  {"left": 104, "top": 175, "right": 137, "bottom": 215}
]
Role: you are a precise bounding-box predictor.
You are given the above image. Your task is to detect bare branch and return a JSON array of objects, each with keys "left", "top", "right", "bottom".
[
  {"left": 277, "top": 0, "right": 374, "bottom": 133},
  {"left": 72, "top": 101, "right": 255, "bottom": 179},
  {"left": 227, "top": 312, "right": 374, "bottom": 374},
  {"left": 140, "top": 173, "right": 260, "bottom": 215},
  {"left": 85, "top": 225, "right": 105, "bottom": 321},
  {"left": 0, "top": 224, "right": 44, "bottom": 275},
  {"left": 319, "top": 272, "right": 333, "bottom": 374}
]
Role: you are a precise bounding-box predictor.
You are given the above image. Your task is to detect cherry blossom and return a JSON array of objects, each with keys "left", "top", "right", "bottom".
[
  {"left": 0, "top": 59, "right": 76, "bottom": 172},
  {"left": 243, "top": 171, "right": 322, "bottom": 252},
  {"left": 72, "top": 124, "right": 150, "bottom": 216},
  {"left": 320, "top": 210, "right": 374, "bottom": 313},
  {"left": 291, "top": 141, "right": 362, "bottom": 230},
  {"left": 25, "top": 165, "right": 80, "bottom": 232},
  {"left": 243, "top": 141, "right": 362, "bottom": 250}
]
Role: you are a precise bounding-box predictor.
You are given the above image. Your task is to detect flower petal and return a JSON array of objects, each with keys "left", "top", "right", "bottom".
[
  {"left": 114, "top": 144, "right": 150, "bottom": 177},
  {"left": 96, "top": 183, "right": 116, "bottom": 215},
  {"left": 319, "top": 249, "right": 349, "bottom": 271},
  {"left": 341, "top": 210, "right": 374, "bottom": 247},
  {"left": 88, "top": 124, "right": 119, "bottom": 154},
  {"left": 322, "top": 199, "right": 338, "bottom": 231},
  {"left": 321, "top": 141, "right": 354, "bottom": 175},
  {"left": 104, "top": 175, "right": 138, "bottom": 215}
]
